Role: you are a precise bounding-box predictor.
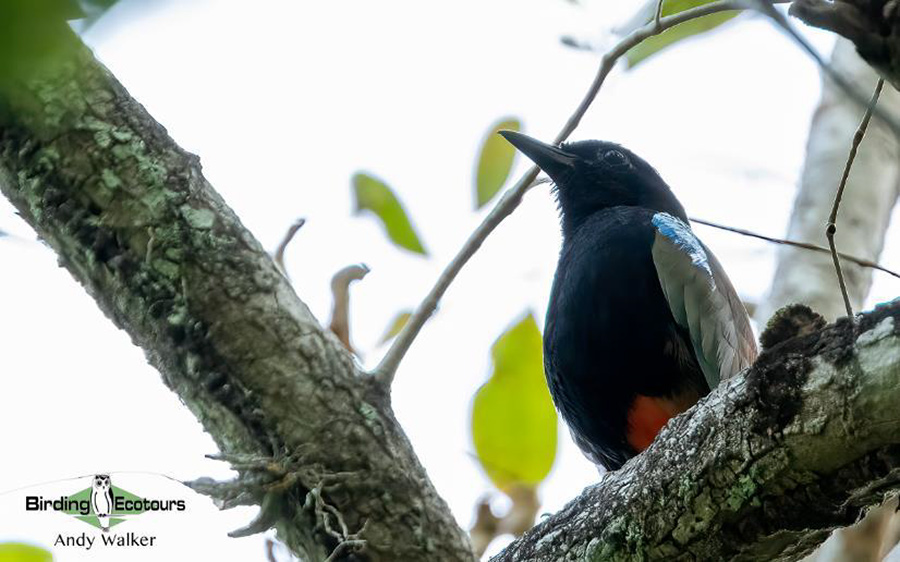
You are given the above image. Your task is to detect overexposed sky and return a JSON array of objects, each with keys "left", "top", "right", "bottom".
[{"left": 2, "top": 0, "right": 898, "bottom": 559}]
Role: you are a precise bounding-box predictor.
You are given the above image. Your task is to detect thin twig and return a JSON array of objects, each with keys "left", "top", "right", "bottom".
[
  {"left": 689, "top": 217, "right": 900, "bottom": 280},
  {"left": 470, "top": 487, "right": 541, "bottom": 557},
  {"left": 265, "top": 538, "right": 279, "bottom": 562},
  {"left": 371, "top": 0, "right": 782, "bottom": 386},
  {"left": 274, "top": 218, "right": 306, "bottom": 277},
  {"left": 329, "top": 263, "right": 370, "bottom": 354},
  {"left": 825, "top": 78, "right": 884, "bottom": 321},
  {"left": 655, "top": 0, "right": 666, "bottom": 27}
]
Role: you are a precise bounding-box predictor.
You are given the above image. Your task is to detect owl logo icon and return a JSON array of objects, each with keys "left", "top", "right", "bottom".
[{"left": 90, "top": 474, "right": 114, "bottom": 532}]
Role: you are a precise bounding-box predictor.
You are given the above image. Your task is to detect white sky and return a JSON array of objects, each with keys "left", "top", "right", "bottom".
[{"left": 1, "top": 0, "right": 898, "bottom": 560}]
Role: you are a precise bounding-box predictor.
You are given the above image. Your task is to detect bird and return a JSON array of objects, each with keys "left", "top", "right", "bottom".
[{"left": 500, "top": 131, "right": 757, "bottom": 471}]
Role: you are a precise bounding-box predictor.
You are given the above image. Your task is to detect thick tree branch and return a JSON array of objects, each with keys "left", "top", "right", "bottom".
[
  {"left": 494, "top": 301, "right": 900, "bottom": 561},
  {"left": 0, "top": 23, "right": 472, "bottom": 562},
  {"left": 790, "top": 0, "right": 900, "bottom": 92}
]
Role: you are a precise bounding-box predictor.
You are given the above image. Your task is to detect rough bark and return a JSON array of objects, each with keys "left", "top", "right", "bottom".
[
  {"left": 0, "top": 22, "right": 473, "bottom": 562},
  {"left": 494, "top": 302, "right": 900, "bottom": 561},
  {"left": 790, "top": 0, "right": 900, "bottom": 93},
  {"left": 756, "top": 39, "right": 900, "bottom": 324}
]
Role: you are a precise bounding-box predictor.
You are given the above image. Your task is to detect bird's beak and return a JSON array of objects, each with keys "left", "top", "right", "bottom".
[{"left": 499, "top": 130, "right": 576, "bottom": 182}]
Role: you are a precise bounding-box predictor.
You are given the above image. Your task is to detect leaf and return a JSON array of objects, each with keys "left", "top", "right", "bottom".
[
  {"left": 379, "top": 310, "right": 412, "bottom": 345},
  {"left": 474, "top": 118, "right": 521, "bottom": 209},
  {"left": 471, "top": 313, "right": 557, "bottom": 492},
  {"left": 626, "top": 0, "right": 741, "bottom": 67},
  {"left": 0, "top": 543, "right": 53, "bottom": 562},
  {"left": 352, "top": 173, "right": 427, "bottom": 256},
  {"left": 0, "top": 1, "right": 83, "bottom": 79}
]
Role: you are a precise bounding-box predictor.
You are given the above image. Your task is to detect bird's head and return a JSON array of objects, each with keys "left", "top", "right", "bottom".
[{"left": 499, "top": 131, "right": 687, "bottom": 233}]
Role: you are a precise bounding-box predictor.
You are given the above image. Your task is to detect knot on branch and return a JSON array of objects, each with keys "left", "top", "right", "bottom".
[{"left": 760, "top": 303, "right": 828, "bottom": 351}]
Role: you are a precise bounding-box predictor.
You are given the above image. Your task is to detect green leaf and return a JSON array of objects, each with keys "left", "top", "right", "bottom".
[
  {"left": 379, "top": 310, "right": 412, "bottom": 345},
  {"left": 626, "top": 0, "right": 741, "bottom": 67},
  {"left": 0, "top": 1, "right": 84, "bottom": 87},
  {"left": 352, "top": 173, "right": 427, "bottom": 256},
  {"left": 0, "top": 543, "right": 53, "bottom": 562},
  {"left": 475, "top": 118, "right": 521, "bottom": 209},
  {"left": 471, "top": 313, "right": 557, "bottom": 492}
]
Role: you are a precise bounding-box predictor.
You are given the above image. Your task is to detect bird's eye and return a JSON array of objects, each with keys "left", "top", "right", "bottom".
[{"left": 600, "top": 149, "right": 629, "bottom": 166}]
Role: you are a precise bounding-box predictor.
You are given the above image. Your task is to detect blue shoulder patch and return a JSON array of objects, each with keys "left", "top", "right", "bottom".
[{"left": 651, "top": 212, "right": 712, "bottom": 277}]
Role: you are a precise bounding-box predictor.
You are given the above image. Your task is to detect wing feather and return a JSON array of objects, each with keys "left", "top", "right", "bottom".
[{"left": 651, "top": 213, "right": 757, "bottom": 389}]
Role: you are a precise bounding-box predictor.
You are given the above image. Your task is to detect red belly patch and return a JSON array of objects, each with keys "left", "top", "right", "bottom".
[{"left": 626, "top": 395, "right": 682, "bottom": 452}]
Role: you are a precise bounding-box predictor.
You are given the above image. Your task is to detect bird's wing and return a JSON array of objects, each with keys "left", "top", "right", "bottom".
[{"left": 650, "top": 213, "right": 757, "bottom": 389}]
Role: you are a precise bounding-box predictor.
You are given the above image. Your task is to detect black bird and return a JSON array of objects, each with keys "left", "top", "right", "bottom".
[{"left": 500, "top": 131, "right": 757, "bottom": 471}]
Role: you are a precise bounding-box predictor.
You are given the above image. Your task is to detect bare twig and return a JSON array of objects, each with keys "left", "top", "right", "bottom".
[
  {"left": 826, "top": 77, "right": 884, "bottom": 321},
  {"left": 371, "top": 0, "right": 779, "bottom": 386},
  {"left": 274, "top": 218, "right": 306, "bottom": 277},
  {"left": 328, "top": 264, "right": 370, "bottom": 354},
  {"left": 470, "top": 487, "right": 541, "bottom": 557},
  {"left": 689, "top": 217, "right": 900, "bottom": 280},
  {"left": 265, "top": 538, "right": 279, "bottom": 562},
  {"left": 655, "top": 0, "right": 666, "bottom": 27}
]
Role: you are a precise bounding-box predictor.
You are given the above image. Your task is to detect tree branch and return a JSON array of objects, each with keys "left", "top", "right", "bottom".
[
  {"left": 0, "top": 22, "right": 472, "bottom": 562},
  {"left": 494, "top": 301, "right": 900, "bottom": 561},
  {"left": 790, "top": 0, "right": 900, "bottom": 92},
  {"left": 274, "top": 217, "right": 305, "bottom": 278}
]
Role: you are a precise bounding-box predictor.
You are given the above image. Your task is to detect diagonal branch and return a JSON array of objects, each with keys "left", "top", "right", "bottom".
[
  {"left": 0, "top": 21, "right": 472, "bottom": 562},
  {"left": 495, "top": 301, "right": 900, "bottom": 561},
  {"left": 274, "top": 217, "right": 305, "bottom": 278}
]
